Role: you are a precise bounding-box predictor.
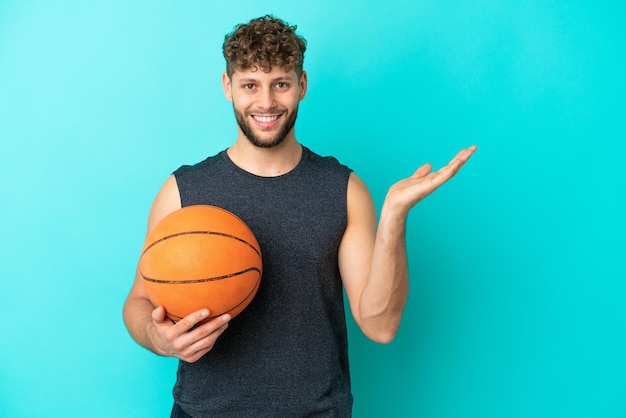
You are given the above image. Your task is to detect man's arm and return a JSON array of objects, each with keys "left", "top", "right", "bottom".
[
  {"left": 122, "top": 175, "right": 232, "bottom": 363},
  {"left": 340, "top": 146, "right": 477, "bottom": 343}
]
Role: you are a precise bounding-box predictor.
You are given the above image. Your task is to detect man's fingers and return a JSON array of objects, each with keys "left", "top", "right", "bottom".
[
  {"left": 175, "top": 309, "right": 211, "bottom": 333},
  {"left": 185, "top": 320, "right": 231, "bottom": 359},
  {"left": 413, "top": 146, "right": 477, "bottom": 181},
  {"left": 437, "top": 145, "right": 478, "bottom": 178},
  {"left": 450, "top": 145, "right": 478, "bottom": 166},
  {"left": 148, "top": 307, "right": 232, "bottom": 362},
  {"left": 175, "top": 315, "right": 231, "bottom": 361},
  {"left": 189, "top": 314, "right": 231, "bottom": 335}
]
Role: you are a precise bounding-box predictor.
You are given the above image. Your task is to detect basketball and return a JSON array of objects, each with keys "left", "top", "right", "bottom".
[{"left": 139, "top": 205, "right": 262, "bottom": 322}]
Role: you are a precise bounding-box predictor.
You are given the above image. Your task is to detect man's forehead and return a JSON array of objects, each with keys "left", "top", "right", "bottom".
[{"left": 232, "top": 67, "right": 298, "bottom": 81}]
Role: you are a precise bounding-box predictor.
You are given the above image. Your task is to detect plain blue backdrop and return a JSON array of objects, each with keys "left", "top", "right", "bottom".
[{"left": 1, "top": 1, "right": 624, "bottom": 417}]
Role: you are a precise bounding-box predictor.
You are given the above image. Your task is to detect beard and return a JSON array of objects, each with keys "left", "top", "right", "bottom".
[{"left": 234, "top": 106, "right": 299, "bottom": 148}]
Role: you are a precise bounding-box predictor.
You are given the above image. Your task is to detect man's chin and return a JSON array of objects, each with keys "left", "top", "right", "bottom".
[
  {"left": 241, "top": 123, "right": 291, "bottom": 148},
  {"left": 243, "top": 131, "right": 286, "bottom": 148}
]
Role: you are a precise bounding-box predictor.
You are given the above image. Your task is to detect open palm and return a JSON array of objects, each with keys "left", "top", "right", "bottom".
[{"left": 386, "top": 146, "right": 478, "bottom": 214}]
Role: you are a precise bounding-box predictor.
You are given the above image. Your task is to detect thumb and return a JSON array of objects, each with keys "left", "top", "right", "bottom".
[
  {"left": 152, "top": 305, "right": 167, "bottom": 323},
  {"left": 411, "top": 163, "right": 432, "bottom": 179}
]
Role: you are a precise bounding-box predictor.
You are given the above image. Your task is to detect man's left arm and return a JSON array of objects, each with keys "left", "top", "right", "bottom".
[{"left": 339, "top": 146, "right": 477, "bottom": 343}]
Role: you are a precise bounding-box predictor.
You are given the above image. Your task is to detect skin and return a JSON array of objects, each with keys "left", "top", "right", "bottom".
[{"left": 122, "top": 65, "right": 477, "bottom": 362}]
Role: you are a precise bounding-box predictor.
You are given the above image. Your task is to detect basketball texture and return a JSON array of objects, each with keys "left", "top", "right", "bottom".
[{"left": 139, "top": 205, "right": 262, "bottom": 322}]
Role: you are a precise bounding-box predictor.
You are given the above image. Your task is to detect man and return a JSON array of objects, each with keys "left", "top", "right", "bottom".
[{"left": 123, "top": 15, "right": 476, "bottom": 417}]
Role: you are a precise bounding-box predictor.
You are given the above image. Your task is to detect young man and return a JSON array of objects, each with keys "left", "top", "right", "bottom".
[{"left": 123, "top": 15, "right": 476, "bottom": 417}]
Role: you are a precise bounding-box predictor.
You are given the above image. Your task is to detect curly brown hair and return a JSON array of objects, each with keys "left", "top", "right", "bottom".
[{"left": 222, "top": 15, "right": 307, "bottom": 78}]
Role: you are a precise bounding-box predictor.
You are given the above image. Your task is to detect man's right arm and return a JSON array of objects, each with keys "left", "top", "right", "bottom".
[{"left": 122, "top": 175, "right": 231, "bottom": 363}]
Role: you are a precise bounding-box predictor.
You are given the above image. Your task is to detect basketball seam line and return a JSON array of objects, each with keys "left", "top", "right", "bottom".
[
  {"left": 142, "top": 230, "right": 262, "bottom": 258},
  {"left": 209, "top": 276, "right": 261, "bottom": 318},
  {"left": 166, "top": 277, "right": 260, "bottom": 321},
  {"left": 141, "top": 267, "right": 262, "bottom": 284}
]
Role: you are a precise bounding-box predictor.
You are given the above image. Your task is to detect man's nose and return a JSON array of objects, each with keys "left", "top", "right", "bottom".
[{"left": 258, "top": 88, "right": 276, "bottom": 110}]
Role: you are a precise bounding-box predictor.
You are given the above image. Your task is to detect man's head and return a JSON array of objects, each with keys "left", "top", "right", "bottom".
[
  {"left": 222, "top": 15, "right": 307, "bottom": 79},
  {"left": 222, "top": 16, "right": 308, "bottom": 149}
]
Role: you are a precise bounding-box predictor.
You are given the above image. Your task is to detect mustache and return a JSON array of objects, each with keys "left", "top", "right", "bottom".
[{"left": 247, "top": 110, "right": 287, "bottom": 115}]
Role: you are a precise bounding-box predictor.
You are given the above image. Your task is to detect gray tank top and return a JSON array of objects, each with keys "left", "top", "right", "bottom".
[{"left": 172, "top": 146, "right": 354, "bottom": 417}]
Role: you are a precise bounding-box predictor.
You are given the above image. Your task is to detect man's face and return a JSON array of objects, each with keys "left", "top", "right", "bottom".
[{"left": 222, "top": 67, "right": 307, "bottom": 148}]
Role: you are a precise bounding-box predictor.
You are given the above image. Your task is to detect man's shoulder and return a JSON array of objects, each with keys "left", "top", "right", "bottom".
[
  {"left": 174, "top": 150, "right": 226, "bottom": 176},
  {"left": 302, "top": 146, "right": 352, "bottom": 174}
]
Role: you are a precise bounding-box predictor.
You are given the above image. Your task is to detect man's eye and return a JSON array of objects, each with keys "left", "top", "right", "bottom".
[
  {"left": 243, "top": 84, "right": 255, "bottom": 89},
  {"left": 276, "top": 82, "right": 289, "bottom": 88}
]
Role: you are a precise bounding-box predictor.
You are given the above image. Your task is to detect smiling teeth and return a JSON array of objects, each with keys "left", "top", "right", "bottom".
[{"left": 254, "top": 115, "right": 279, "bottom": 122}]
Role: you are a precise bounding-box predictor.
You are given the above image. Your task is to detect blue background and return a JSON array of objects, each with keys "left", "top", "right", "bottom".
[{"left": 1, "top": 1, "right": 624, "bottom": 417}]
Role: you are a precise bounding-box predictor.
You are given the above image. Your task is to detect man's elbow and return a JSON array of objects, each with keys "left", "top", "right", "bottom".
[
  {"left": 361, "top": 320, "right": 400, "bottom": 344},
  {"left": 369, "top": 331, "right": 397, "bottom": 344}
]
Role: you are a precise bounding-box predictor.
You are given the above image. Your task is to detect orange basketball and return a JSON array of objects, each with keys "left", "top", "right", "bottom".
[{"left": 139, "top": 205, "right": 262, "bottom": 322}]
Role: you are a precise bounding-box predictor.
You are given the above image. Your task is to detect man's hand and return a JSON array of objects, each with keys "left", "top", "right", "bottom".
[
  {"left": 148, "top": 306, "right": 231, "bottom": 363},
  {"left": 385, "top": 145, "right": 477, "bottom": 215}
]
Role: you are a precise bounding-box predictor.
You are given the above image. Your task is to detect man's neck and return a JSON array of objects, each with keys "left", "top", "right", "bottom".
[{"left": 227, "top": 136, "right": 303, "bottom": 177}]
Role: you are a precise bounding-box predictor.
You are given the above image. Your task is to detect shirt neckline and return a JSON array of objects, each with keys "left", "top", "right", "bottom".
[{"left": 220, "top": 146, "right": 308, "bottom": 180}]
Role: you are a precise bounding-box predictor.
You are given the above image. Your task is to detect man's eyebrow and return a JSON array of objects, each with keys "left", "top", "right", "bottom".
[
  {"left": 238, "top": 76, "right": 295, "bottom": 83},
  {"left": 273, "top": 75, "right": 295, "bottom": 81}
]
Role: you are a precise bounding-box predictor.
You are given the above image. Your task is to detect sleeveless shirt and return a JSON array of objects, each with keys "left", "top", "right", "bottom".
[{"left": 172, "top": 146, "right": 354, "bottom": 417}]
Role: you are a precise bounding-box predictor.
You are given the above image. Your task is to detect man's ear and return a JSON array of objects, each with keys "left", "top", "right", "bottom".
[
  {"left": 222, "top": 72, "right": 233, "bottom": 102},
  {"left": 299, "top": 71, "right": 308, "bottom": 101}
]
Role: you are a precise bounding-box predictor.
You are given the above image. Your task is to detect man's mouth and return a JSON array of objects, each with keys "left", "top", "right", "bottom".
[
  {"left": 252, "top": 115, "right": 280, "bottom": 123},
  {"left": 251, "top": 114, "right": 282, "bottom": 128}
]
